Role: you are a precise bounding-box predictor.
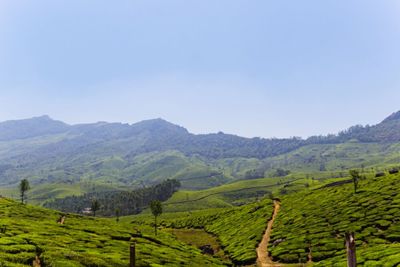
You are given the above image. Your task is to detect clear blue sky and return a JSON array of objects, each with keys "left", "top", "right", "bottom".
[{"left": 0, "top": 0, "right": 399, "bottom": 138}]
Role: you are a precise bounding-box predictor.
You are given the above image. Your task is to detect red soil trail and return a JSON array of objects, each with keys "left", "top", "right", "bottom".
[
  {"left": 32, "top": 256, "right": 41, "bottom": 267},
  {"left": 256, "top": 200, "right": 282, "bottom": 267}
]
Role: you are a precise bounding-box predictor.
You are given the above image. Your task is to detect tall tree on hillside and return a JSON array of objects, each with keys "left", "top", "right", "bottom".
[
  {"left": 349, "top": 169, "right": 360, "bottom": 193},
  {"left": 115, "top": 208, "right": 120, "bottom": 223},
  {"left": 91, "top": 199, "right": 100, "bottom": 217},
  {"left": 150, "top": 200, "right": 162, "bottom": 236},
  {"left": 19, "top": 179, "right": 30, "bottom": 204}
]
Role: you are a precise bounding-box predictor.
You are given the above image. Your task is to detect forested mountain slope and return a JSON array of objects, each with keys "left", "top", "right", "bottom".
[{"left": 0, "top": 111, "right": 399, "bottom": 199}]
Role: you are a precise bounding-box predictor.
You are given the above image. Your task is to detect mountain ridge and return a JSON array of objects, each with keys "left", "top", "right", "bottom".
[
  {"left": 0, "top": 111, "right": 399, "bottom": 194},
  {"left": 1, "top": 110, "right": 399, "bottom": 142}
]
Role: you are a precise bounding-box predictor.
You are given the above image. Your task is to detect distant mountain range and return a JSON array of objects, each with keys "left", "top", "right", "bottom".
[
  {"left": 2, "top": 111, "right": 400, "bottom": 155},
  {"left": 0, "top": 111, "right": 399, "bottom": 200}
]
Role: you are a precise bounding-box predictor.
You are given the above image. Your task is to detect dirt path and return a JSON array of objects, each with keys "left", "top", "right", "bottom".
[
  {"left": 32, "top": 255, "right": 41, "bottom": 267},
  {"left": 256, "top": 200, "right": 281, "bottom": 267}
]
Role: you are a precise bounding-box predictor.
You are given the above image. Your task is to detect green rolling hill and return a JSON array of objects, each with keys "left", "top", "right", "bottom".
[
  {"left": 0, "top": 112, "right": 400, "bottom": 266},
  {"left": 0, "top": 197, "right": 228, "bottom": 267},
  {"left": 0, "top": 111, "right": 399, "bottom": 210},
  {"left": 162, "top": 176, "right": 314, "bottom": 212},
  {"left": 269, "top": 171, "right": 400, "bottom": 266}
]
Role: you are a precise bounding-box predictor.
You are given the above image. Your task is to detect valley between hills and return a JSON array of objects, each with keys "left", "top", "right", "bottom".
[{"left": 0, "top": 111, "right": 400, "bottom": 266}]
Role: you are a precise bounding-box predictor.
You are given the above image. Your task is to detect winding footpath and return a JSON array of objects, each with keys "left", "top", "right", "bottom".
[{"left": 256, "top": 200, "right": 282, "bottom": 267}]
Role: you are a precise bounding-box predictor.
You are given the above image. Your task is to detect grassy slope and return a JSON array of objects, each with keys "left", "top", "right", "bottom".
[
  {"left": 265, "top": 142, "right": 400, "bottom": 173},
  {"left": 0, "top": 133, "right": 70, "bottom": 161},
  {"left": 164, "top": 229, "right": 228, "bottom": 261},
  {"left": 0, "top": 198, "right": 227, "bottom": 267},
  {"left": 123, "top": 151, "right": 231, "bottom": 189},
  {"left": 129, "top": 198, "right": 274, "bottom": 265},
  {"left": 4, "top": 140, "right": 400, "bottom": 207},
  {"left": 0, "top": 182, "right": 122, "bottom": 206},
  {"left": 162, "top": 176, "right": 324, "bottom": 213},
  {"left": 0, "top": 152, "right": 226, "bottom": 206},
  {"left": 269, "top": 172, "right": 400, "bottom": 266}
]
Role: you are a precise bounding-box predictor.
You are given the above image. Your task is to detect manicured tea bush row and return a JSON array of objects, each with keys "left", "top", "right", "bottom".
[
  {"left": 161, "top": 198, "right": 274, "bottom": 265},
  {"left": 0, "top": 198, "right": 226, "bottom": 266},
  {"left": 269, "top": 173, "right": 400, "bottom": 266}
]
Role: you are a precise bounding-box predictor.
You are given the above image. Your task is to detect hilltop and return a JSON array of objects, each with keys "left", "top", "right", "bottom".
[
  {"left": 0, "top": 111, "right": 399, "bottom": 203},
  {"left": 1, "top": 113, "right": 400, "bottom": 266}
]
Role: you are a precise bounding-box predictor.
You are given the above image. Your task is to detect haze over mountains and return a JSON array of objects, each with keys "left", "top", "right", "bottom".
[
  {"left": 2, "top": 110, "right": 400, "bottom": 152},
  {"left": 0, "top": 111, "right": 399, "bottom": 195}
]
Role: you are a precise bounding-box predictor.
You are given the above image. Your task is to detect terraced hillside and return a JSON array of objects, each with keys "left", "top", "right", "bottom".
[
  {"left": 1, "top": 111, "right": 400, "bottom": 206},
  {"left": 162, "top": 176, "right": 317, "bottom": 213},
  {"left": 129, "top": 197, "right": 274, "bottom": 265},
  {"left": 269, "top": 171, "right": 400, "bottom": 266},
  {"left": 0, "top": 198, "right": 227, "bottom": 266}
]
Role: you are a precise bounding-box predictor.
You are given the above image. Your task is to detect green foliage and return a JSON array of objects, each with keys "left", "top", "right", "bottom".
[
  {"left": 0, "top": 198, "right": 226, "bottom": 266},
  {"left": 164, "top": 229, "right": 228, "bottom": 261},
  {"left": 19, "top": 179, "right": 30, "bottom": 204},
  {"left": 45, "top": 179, "right": 180, "bottom": 216},
  {"left": 150, "top": 198, "right": 274, "bottom": 265},
  {"left": 349, "top": 169, "right": 360, "bottom": 193},
  {"left": 91, "top": 199, "right": 100, "bottom": 217},
  {"left": 269, "top": 172, "right": 400, "bottom": 265},
  {"left": 204, "top": 200, "right": 273, "bottom": 265},
  {"left": 0, "top": 117, "right": 305, "bottom": 190},
  {"left": 163, "top": 176, "right": 315, "bottom": 212},
  {"left": 150, "top": 200, "right": 163, "bottom": 236},
  {"left": 274, "top": 168, "right": 290, "bottom": 177},
  {"left": 2, "top": 114, "right": 400, "bottom": 206},
  {"left": 150, "top": 201, "right": 162, "bottom": 218},
  {"left": 115, "top": 208, "right": 120, "bottom": 223}
]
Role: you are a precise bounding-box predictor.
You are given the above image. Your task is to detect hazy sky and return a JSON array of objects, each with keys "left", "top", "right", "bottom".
[{"left": 1, "top": 1, "right": 400, "bottom": 138}]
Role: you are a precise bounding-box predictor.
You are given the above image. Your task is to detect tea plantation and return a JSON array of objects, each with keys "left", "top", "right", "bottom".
[
  {"left": 5, "top": 170, "right": 400, "bottom": 266},
  {"left": 162, "top": 175, "right": 317, "bottom": 213},
  {"left": 0, "top": 198, "right": 227, "bottom": 266},
  {"left": 142, "top": 197, "right": 274, "bottom": 265},
  {"left": 269, "top": 172, "right": 400, "bottom": 266}
]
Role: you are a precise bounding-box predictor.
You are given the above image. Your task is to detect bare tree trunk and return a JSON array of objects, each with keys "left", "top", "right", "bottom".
[
  {"left": 154, "top": 216, "right": 157, "bottom": 236},
  {"left": 346, "top": 232, "right": 356, "bottom": 267},
  {"left": 130, "top": 243, "right": 136, "bottom": 267}
]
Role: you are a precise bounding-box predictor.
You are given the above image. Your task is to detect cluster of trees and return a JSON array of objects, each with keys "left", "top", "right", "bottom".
[
  {"left": 306, "top": 117, "right": 400, "bottom": 144},
  {"left": 44, "top": 179, "right": 180, "bottom": 216},
  {"left": 176, "top": 135, "right": 306, "bottom": 159},
  {"left": 274, "top": 168, "right": 291, "bottom": 177},
  {"left": 244, "top": 168, "right": 265, "bottom": 179},
  {"left": 124, "top": 130, "right": 307, "bottom": 160},
  {"left": 115, "top": 115, "right": 400, "bottom": 160}
]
